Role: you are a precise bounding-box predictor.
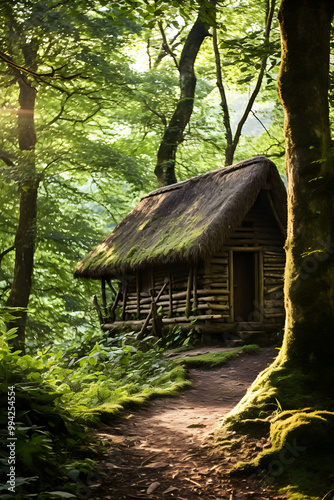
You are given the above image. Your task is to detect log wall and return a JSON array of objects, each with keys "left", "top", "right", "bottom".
[{"left": 113, "top": 191, "right": 285, "bottom": 332}]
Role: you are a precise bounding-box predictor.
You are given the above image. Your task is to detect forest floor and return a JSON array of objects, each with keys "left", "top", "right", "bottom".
[{"left": 89, "top": 347, "right": 288, "bottom": 500}]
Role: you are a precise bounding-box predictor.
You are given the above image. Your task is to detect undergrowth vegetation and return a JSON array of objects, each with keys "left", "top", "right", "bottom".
[{"left": 0, "top": 311, "right": 190, "bottom": 499}]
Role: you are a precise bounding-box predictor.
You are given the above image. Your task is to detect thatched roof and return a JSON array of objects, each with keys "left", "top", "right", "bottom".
[{"left": 74, "top": 156, "right": 287, "bottom": 279}]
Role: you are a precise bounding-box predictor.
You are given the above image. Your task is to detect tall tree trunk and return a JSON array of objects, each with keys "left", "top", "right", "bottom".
[
  {"left": 154, "top": 16, "right": 210, "bottom": 186},
  {"left": 6, "top": 75, "right": 39, "bottom": 353},
  {"left": 212, "top": 26, "right": 233, "bottom": 167},
  {"left": 213, "top": 0, "right": 276, "bottom": 166},
  {"left": 277, "top": 0, "right": 334, "bottom": 382}
]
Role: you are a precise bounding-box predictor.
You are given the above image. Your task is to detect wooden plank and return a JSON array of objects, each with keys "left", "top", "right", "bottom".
[
  {"left": 196, "top": 303, "right": 229, "bottom": 311},
  {"left": 205, "top": 303, "right": 229, "bottom": 311},
  {"left": 197, "top": 295, "right": 229, "bottom": 302},
  {"left": 228, "top": 248, "right": 234, "bottom": 322},
  {"left": 227, "top": 246, "right": 263, "bottom": 252},
  {"left": 197, "top": 288, "right": 230, "bottom": 295},
  {"left": 265, "top": 278, "right": 284, "bottom": 285},
  {"left": 203, "top": 274, "right": 228, "bottom": 280},
  {"left": 210, "top": 258, "right": 228, "bottom": 264},
  {"left": 162, "top": 314, "right": 223, "bottom": 323},
  {"left": 265, "top": 285, "right": 283, "bottom": 295}
]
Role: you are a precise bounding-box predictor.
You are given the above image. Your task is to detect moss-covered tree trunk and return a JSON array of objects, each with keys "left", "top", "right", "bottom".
[
  {"left": 221, "top": 0, "right": 334, "bottom": 435},
  {"left": 6, "top": 72, "right": 40, "bottom": 354},
  {"left": 154, "top": 15, "right": 210, "bottom": 186},
  {"left": 277, "top": 0, "right": 334, "bottom": 383}
]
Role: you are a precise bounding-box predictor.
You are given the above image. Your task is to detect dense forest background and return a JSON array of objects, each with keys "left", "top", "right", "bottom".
[
  {"left": 0, "top": 0, "right": 287, "bottom": 349},
  {"left": 0, "top": 0, "right": 333, "bottom": 498}
]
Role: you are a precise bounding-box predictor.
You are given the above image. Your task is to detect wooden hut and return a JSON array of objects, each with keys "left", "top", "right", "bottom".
[{"left": 74, "top": 156, "right": 287, "bottom": 341}]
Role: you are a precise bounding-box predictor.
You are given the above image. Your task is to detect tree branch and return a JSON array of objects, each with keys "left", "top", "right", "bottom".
[
  {"left": 0, "top": 151, "right": 15, "bottom": 167},
  {"left": 0, "top": 51, "right": 82, "bottom": 80},
  {"left": 140, "top": 96, "right": 167, "bottom": 127},
  {"left": 0, "top": 246, "right": 15, "bottom": 268},
  {"left": 155, "top": 21, "right": 180, "bottom": 70},
  {"left": 232, "top": 0, "right": 276, "bottom": 152}
]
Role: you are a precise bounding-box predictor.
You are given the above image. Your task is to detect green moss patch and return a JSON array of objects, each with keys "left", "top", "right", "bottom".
[
  {"left": 221, "top": 355, "right": 334, "bottom": 434},
  {"left": 270, "top": 408, "right": 334, "bottom": 452},
  {"left": 214, "top": 359, "right": 334, "bottom": 500},
  {"left": 175, "top": 344, "right": 260, "bottom": 368}
]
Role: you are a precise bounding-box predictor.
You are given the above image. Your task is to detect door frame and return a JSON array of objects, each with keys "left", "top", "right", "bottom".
[{"left": 228, "top": 247, "right": 263, "bottom": 323}]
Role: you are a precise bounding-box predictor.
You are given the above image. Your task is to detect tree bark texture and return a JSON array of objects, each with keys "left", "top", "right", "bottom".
[
  {"left": 154, "top": 16, "right": 210, "bottom": 186},
  {"left": 277, "top": 0, "right": 334, "bottom": 380},
  {"left": 6, "top": 75, "right": 39, "bottom": 353}
]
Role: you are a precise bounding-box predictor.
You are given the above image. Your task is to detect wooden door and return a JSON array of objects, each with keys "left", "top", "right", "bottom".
[{"left": 233, "top": 251, "right": 257, "bottom": 322}]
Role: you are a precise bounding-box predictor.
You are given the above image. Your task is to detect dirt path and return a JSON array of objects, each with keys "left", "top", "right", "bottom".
[{"left": 92, "top": 347, "right": 285, "bottom": 500}]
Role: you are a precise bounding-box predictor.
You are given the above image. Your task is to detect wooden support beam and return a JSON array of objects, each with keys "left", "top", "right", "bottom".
[
  {"left": 93, "top": 295, "right": 103, "bottom": 325},
  {"left": 193, "top": 264, "right": 198, "bottom": 313},
  {"left": 121, "top": 282, "right": 128, "bottom": 321},
  {"left": 162, "top": 314, "right": 223, "bottom": 323},
  {"left": 258, "top": 249, "right": 264, "bottom": 323},
  {"left": 106, "top": 278, "right": 117, "bottom": 295},
  {"left": 109, "top": 286, "right": 122, "bottom": 322},
  {"left": 136, "top": 270, "right": 140, "bottom": 319},
  {"left": 168, "top": 270, "right": 173, "bottom": 318},
  {"left": 101, "top": 279, "right": 108, "bottom": 318},
  {"left": 150, "top": 288, "right": 163, "bottom": 338},
  {"left": 228, "top": 249, "right": 234, "bottom": 322},
  {"left": 137, "top": 280, "right": 168, "bottom": 340},
  {"left": 185, "top": 266, "right": 193, "bottom": 318}
]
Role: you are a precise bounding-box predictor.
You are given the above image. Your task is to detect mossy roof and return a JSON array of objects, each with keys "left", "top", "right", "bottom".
[{"left": 74, "top": 156, "right": 287, "bottom": 279}]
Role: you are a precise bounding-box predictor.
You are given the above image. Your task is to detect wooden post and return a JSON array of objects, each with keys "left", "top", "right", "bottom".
[
  {"left": 109, "top": 286, "right": 121, "bottom": 322},
  {"left": 150, "top": 288, "right": 163, "bottom": 338},
  {"left": 258, "top": 249, "right": 264, "bottom": 323},
  {"left": 193, "top": 263, "right": 198, "bottom": 314},
  {"left": 136, "top": 270, "right": 140, "bottom": 319},
  {"left": 137, "top": 280, "right": 168, "bottom": 340},
  {"left": 106, "top": 278, "right": 117, "bottom": 296},
  {"left": 168, "top": 270, "right": 173, "bottom": 318},
  {"left": 185, "top": 266, "right": 193, "bottom": 318},
  {"left": 93, "top": 295, "right": 103, "bottom": 325},
  {"left": 101, "top": 279, "right": 108, "bottom": 318},
  {"left": 228, "top": 249, "right": 234, "bottom": 322},
  {"left": 121, "top": 282, "right": 128, "bottom": 321}
]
